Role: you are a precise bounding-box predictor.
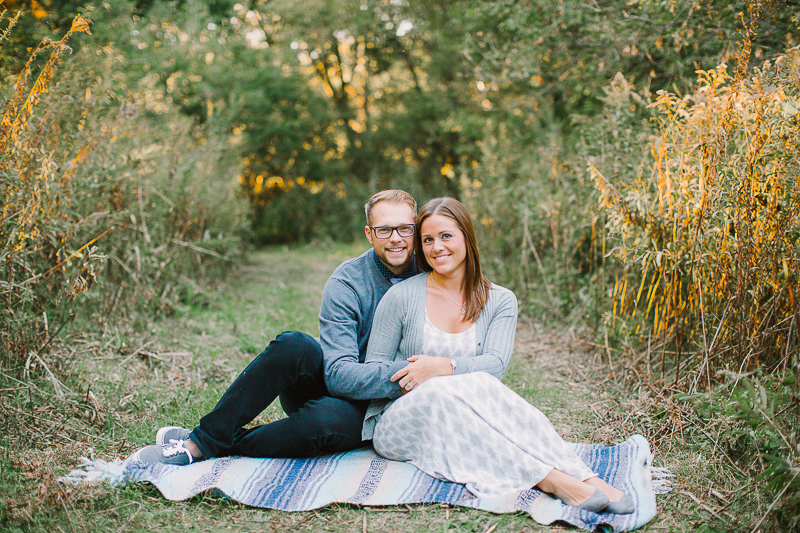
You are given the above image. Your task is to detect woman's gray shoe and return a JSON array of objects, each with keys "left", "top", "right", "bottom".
[
  {"left": 129, "top": 440, "right": 194, "bottom": 466},
  {"left": 156, "top": 426, "right": 191, "bottom": 446},
  {"left": 576, "top": 489, "right": 609, "bottom": 513},
  {"left": 604, "top": 494, "right": 635, "bottom": 514}
]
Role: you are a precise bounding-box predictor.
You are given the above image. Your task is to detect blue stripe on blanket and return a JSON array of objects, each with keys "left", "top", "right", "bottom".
[{"left": 124, "top": 434, "right": 669, "bottom": 532}]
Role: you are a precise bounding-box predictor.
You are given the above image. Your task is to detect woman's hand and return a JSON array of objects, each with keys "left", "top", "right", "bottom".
[{"left": 391, "top": 355, "right": 453, "bottom": 392}]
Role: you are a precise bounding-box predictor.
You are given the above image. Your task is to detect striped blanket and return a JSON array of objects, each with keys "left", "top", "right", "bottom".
[{"left": 119, "top": 434, "right": 669, "bottom": 532}]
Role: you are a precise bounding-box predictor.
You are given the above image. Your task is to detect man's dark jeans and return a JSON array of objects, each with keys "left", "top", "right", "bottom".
[{"left": 189, "top": 331, "right": 368, "bottom": 459}]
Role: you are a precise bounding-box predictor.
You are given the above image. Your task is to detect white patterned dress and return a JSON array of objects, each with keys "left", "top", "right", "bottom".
[{"left": 372, "top": 311, "right": 597, "bottom": 498}]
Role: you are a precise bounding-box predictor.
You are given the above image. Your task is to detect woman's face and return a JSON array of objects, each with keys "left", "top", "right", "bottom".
[{"left": 420, "top": 214, "right": 467, "bottom": 278}]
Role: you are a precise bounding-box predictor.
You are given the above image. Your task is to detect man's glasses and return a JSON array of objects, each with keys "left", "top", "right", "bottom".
[{"left": 370, "top": 224, "right": 416, "bottom": 239}]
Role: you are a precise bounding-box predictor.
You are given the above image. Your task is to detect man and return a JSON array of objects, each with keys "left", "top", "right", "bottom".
[{"left": 131, "top": 190, "right": 417, "bottom": 464}]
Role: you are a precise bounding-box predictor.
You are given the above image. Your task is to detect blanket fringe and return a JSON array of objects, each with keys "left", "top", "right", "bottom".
[
  {"left": 646, "top": 452, "right": 673, "bottom": 494},
  {"left": 650, "top": 466, "right": 673, "bottom": 494},
  {"left": 58, "top": 457, "right": 128, "bottom": 487}
]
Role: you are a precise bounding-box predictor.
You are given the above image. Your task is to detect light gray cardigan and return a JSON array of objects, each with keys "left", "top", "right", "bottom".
[{"left": 362, "top": 273, "right": 518, "bottom": 440}]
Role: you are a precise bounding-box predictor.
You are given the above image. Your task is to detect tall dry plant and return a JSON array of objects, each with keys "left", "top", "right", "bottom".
[
  {"left": 593, "top": 47, "right": 800, "bottom": 390},
  {"left": 0, "top": 13, "right": 98, "bottom": 366}
]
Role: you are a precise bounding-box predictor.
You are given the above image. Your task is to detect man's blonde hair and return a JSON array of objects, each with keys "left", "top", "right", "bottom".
[{"left": 364, "top": 190, "right": 417, "bottom": 225}]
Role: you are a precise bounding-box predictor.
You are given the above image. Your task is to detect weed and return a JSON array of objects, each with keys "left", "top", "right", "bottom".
[
  {"left": 0, "top": 12, "right": 93, "bottom": 366},
  {"left": 1, "top": 7, "right": 248, "bottom": 370},
  {"left": 594, "top": 31, "right": 799, "bottom": 394}
]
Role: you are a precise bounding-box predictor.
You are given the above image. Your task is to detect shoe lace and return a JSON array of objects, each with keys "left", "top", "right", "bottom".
[{"left": 163, "top": 439, "right": 193, "bottom": 463}]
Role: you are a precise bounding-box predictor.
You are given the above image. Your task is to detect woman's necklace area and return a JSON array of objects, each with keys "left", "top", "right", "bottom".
[{"left": 430, "top": 273, "right": 466, "bottom": 315}]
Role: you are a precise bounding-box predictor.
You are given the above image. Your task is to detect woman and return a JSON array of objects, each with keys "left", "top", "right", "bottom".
[{"left": 363, "top": 197, "right": 633, "bottom": 514}]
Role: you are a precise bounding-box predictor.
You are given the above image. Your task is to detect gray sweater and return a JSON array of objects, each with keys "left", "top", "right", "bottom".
[
  {"left": 362, "top": 273, "right": 518, "bottom": 440},
  {"left": 321, "top": 249, "right": 408, "bottom": 400}
]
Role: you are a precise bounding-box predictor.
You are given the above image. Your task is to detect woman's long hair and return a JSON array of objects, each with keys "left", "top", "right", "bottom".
[{"left": 415, "top": 197, "right": 491, "bottom": 321}]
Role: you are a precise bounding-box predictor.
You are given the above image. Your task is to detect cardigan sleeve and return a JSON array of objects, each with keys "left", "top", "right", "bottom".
[
  {"left": 361, "top": 284, "right": 416, "bottom": 440},
  {"left": 364, "top": 286, "right": 408, "bottom": 366},
  {"left": 450, "top": 286, "right": 518, "bottom": 379}
]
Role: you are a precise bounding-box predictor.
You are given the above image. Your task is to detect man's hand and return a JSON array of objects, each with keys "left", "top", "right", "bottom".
[{"left": 391, "top": 355, "right": 453, "bottom": 392}]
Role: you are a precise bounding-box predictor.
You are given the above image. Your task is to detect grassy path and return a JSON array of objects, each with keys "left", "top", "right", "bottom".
[{"left": 2, "top": 243, "right": 685, "bottom": 532}]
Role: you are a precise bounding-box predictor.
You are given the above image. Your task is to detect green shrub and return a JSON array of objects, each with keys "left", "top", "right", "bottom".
[
  {"left": 730, "top": 370, "right": 800, "bottom": 531},
  {"left": 679, "top": 365, "right": 800, "bottom": 531}
]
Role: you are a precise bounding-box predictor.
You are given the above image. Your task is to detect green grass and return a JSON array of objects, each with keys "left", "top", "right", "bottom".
[{"left": 0, "top": 241, "right": 709, "bottom": 532}]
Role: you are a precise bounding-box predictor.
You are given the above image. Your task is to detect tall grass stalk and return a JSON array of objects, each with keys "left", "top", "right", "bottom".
[{"left": 594, "top": 50, "right": 800, "bottom": 389}]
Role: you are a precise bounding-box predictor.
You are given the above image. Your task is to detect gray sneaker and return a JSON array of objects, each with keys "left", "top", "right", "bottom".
[
  {"left": 156, "top": 426, "right": 191, "bottom": 446},
  {"left": 129, "top": 440, "right": 195, "bottom": 466}
]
